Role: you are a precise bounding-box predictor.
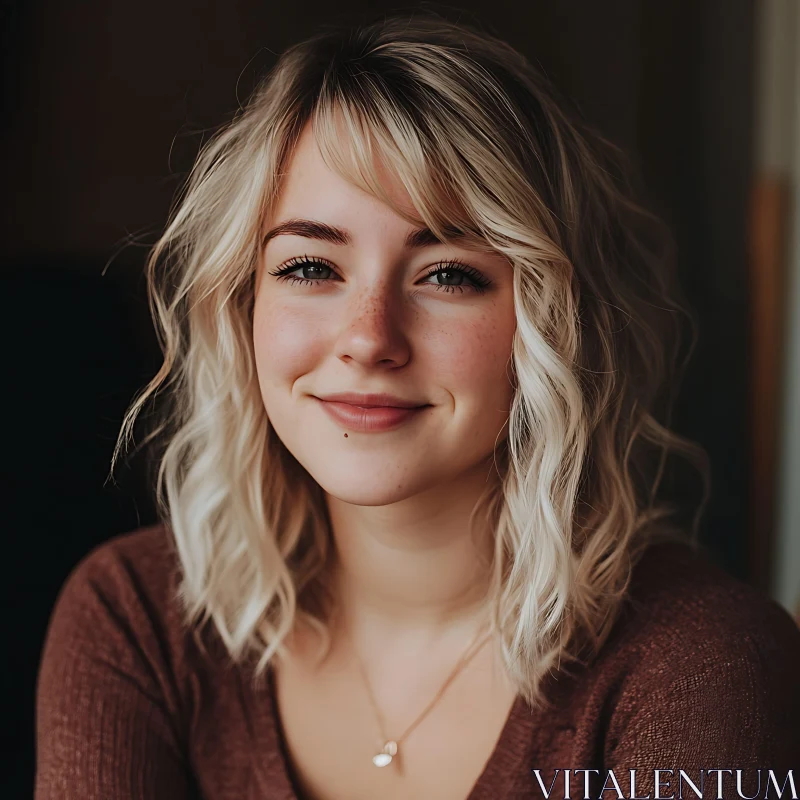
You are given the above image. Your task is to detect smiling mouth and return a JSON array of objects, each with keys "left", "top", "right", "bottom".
[{"left": 315, "top": 398, "right": 430, "bottom": 432}]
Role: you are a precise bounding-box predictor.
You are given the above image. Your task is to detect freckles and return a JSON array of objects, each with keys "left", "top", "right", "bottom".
[
  {"left": 423, "top": 324, "right": 465, "bottom": 371},
  {"left": 427, "top": 316, "right": 499, "bottom": 380}
]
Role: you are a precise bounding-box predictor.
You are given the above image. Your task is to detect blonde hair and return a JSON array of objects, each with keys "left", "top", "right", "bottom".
[{"left": 111, "top": 10, "right": 711, "bottom": 708}]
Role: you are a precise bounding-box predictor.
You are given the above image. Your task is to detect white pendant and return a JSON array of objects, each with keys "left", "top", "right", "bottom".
[{"left": 372, "top": 740, "right": 398, "bottom": 767}]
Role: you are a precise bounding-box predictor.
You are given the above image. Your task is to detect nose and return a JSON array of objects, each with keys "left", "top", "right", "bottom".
[{"left": 333, "top": 280, "right": 412, "bottom": 368}]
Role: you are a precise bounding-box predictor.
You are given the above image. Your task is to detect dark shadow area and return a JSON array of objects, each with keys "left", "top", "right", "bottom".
[{"left": 7, "top": 261, "right": 160, "bottom": 795}]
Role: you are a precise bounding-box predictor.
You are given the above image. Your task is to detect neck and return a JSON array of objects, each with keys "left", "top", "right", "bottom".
[{"left": 324, "top": 456, "right": 500, "bottom": 651}]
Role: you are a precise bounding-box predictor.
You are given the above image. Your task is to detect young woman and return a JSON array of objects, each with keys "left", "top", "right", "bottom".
[{"left": 35, "top": 11, "right": 800, "bottom": 800}]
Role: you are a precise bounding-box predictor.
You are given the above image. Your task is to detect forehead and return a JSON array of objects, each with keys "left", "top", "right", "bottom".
[{"left": 268, "top": 122, "right": 422, "bottom": 232}]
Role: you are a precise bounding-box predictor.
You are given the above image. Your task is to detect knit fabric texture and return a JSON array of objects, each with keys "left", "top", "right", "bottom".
[{"left": 35, "top": 523, "right": 800, "bottom": 799}]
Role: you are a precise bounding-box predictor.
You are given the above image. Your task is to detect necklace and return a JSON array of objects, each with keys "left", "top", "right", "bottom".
[{"left": 348, "top": 622, "right": 495, "bottom": 767}]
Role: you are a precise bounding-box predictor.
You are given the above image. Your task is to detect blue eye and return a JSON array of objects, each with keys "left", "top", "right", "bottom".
[{"left": 267, "top": 255, "right": 491, "bottom": 294}]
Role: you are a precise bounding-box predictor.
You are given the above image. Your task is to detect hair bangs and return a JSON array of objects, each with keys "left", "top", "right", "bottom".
[{"left": 311, "top": 90, "right": 477, "bottom": 249}]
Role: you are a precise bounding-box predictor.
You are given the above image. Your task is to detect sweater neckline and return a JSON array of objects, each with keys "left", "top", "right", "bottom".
[{"left": 262, "top": 660, "right": 538, "bottom": 800}]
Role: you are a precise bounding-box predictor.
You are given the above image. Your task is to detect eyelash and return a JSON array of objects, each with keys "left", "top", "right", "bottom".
[{"left": 266, "top": 254, "right": 491, "bottom": 295}]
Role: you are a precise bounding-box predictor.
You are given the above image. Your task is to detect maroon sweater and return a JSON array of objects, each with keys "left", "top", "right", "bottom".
[{"left": 35, "top": 523, "right": 800, "bottom": 799}]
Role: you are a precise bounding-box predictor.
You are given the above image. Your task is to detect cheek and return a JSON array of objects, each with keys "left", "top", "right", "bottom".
[
  {"left": 430, "top": 305, "right": 516, "bottom": 402},
  {"left": 252, "top": 300, "right": 327, "bottom": 392}
]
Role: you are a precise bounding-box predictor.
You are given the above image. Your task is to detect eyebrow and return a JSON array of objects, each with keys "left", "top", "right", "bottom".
[{"left": 261, "top": 218, "right": 465, "bottom": 249}]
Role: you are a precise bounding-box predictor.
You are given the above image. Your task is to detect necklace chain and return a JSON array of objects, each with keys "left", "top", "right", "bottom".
[{"left": 348, "top": 621, "right": 494, "bottom": 766}]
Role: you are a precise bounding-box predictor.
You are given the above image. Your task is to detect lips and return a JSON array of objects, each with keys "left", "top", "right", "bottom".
[
  {"left": 316, "top": 391, "right": 427, "bottom": 409},
  {"left": 315, "top": 397, "right": 430, "bottom": 432}
]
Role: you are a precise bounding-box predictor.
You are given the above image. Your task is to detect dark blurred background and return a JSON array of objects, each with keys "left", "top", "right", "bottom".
[{"left": 5, "top": 0, "right": 798, "bottom": 796}]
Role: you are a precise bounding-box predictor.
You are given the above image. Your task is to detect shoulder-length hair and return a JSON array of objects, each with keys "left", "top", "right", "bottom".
[{"left": 112, "top": 10, "right": 711, "bottom": 708}]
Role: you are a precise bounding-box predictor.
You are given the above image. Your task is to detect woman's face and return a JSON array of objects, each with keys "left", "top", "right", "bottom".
[{"left": 253, "top": 124, "right": 516, "bottom": 507}]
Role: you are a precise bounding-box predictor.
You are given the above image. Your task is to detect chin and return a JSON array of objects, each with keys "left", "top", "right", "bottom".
[
  {"left": 315, "top": 476, "right": 417, "bottom": 506},
  {"left": 306, "top": 469, "right": 428, "bottom": 507}
]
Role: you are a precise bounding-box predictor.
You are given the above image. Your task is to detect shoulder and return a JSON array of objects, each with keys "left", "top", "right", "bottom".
[
  {"left": 594, "top": 539, "right": 800, "bottom": 766},
  {"left": 39, "top": 521, "right": 196, "bottom": 696},
  {"left": 618, "top": 539, "right": 800, "bottom": 664},
  {"left": 36, "top": 524, "right": 206, "bottom": 797},
  {"left": 60, "top": 520, "right": 180, "bottom": 590},
  {"left": 47, "top": 521, "right": 184, "bottom": 635}
]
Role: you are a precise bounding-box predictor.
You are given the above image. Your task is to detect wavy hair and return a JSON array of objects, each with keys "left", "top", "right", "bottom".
[{"left": 111, "top": 10, "right": 712, "bottom": 708}]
